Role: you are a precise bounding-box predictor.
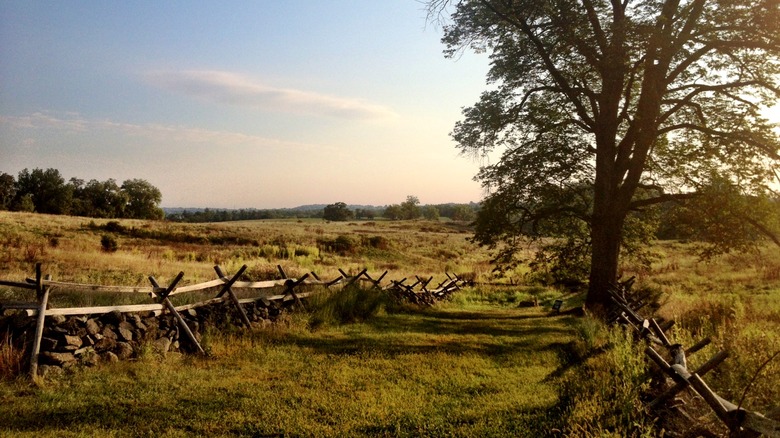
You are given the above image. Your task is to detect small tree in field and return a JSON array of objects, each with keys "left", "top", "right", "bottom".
[
  {"left": 423, "top": 205, "right": 440, "bottom": 221},
  {"left": 400, "top": 195, "right": 422, "bottom": 220},
  {"left": 383, "top": 204, "right": 403, "bottom": 220},
  {"left": 429, "top": 0, "right": 780, "bottom": 314},
  {"left": 323, "top": 202, "right": 354, "bottom": 221}
]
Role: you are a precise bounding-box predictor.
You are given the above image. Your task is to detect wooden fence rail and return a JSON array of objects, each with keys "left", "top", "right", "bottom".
[
  {"left": 607, "top": 283, "right": 780, "bottom": 437},
  {"left": 1, "top": 263, "right": 467, "bottom": 378}
]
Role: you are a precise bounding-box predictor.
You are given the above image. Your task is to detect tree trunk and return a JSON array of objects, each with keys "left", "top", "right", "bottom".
[{"left": 586, "top": 201, "right": 626, "bottom": 316}]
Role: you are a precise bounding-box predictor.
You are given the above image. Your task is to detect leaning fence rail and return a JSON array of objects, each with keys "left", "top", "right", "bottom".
[{"left": 607, "top": 283, "right": 780, "bottom": 437}]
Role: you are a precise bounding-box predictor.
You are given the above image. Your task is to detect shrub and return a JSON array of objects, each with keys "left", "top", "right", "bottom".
[
  {"left": 318, "top": 235, "right": 359, "bottom": 255},
  {"left": 365, "top": 236, "right": 389, "bottom": 250},
  {"left": 103, "top": 220, "right": 126, "bottom": 233},
  {"left": 100, "top": 235, "right": 118, "bottom": 252}
]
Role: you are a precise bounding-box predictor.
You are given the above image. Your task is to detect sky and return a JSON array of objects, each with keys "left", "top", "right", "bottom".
[{"left": 0, "top": 1, "right": 491, "bottom": 208}]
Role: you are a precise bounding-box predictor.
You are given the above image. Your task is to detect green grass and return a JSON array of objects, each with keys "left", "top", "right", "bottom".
[
  {"left": 2, "top": 211, "right": 780, "bottom": 435},
  {"left": 0, "top": 306, "right": 577, "bottom": 437}
]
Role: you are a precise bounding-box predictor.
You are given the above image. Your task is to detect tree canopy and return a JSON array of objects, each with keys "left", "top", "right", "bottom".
[
  {"left": 323, "top": 202, "right": 355, "bottom": 221},
  {"left": 3, "top": 168, "right": 164, "bottom": 220},
  {"left": 430, "top": 0, "right": 780, "bottom": 312}
]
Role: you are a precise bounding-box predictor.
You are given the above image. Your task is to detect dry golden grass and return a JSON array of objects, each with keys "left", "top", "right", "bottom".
[{"left": 0, "top": 211, "right": 492, "bottom": 288}]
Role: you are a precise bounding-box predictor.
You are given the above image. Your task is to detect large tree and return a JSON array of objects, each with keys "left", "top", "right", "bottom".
[
  {"left": 14, "top": 168, "right": 73, "bottom": 215},
  {"left": 121, "top": 179, "right": 163, "bottom": 220},
  {"left": 323, "top": 202, "right": 354, "bottom": 221},
  {"left": 430, "top": 0, "right": 780, "bottom": 313},
  {"left": 71, "top": 178, "right": 129, "bottom": 218},
  {"left": 0, "top": 173, "right": 15, "bottom": 210}
]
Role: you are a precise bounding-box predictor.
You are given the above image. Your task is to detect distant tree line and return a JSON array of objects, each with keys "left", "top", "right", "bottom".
[
  {"left": 166, "top": 197, "right": 480, "bottom": 224},
  {"left": 166, "top": 208, "right": 323, "bottom": 222},
  {"left": 323, "top": 196, "right": 479, "bottom": 222},
  {"left": 0, "top": 168, "right": 164, "bottom": 220}
]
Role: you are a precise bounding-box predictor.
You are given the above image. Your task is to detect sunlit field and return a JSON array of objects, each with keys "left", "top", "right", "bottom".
[{"left": 1, "top": 210, "right": 778, "bottom": 436}]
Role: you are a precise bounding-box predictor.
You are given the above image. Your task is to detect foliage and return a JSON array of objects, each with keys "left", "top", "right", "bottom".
[
  {"left": 422, "top": 205, "right": 440, "bottom": 221},
  {"left": 70, "top": 178, "right": 128, "bottom": 218},
  {"left": 430, "top": 0, "right": 780, "bottom": 309},
  {"left": 14, "top": 168, "right": 72, "bottom": 215},
  {"left": 476, "top": 184, "right": 658, "bottom": 286},
  {"left": 168, "top": 207, "right": 312, "bottom": 222},
  {"left": 450, "top": 204, "right": 476, "bottom": 222},
  {"left": 658, "top": 176, "right": 780, "bottom": 259},
  {"left": 0, "top": 173, "right": 15, "bottom": 210},
  {"left": 354, "top": 208, "right": 376, "bottom": 220},
  {"left": 14, "top": 194, "right": 35, "bottom": 213},
  {"left": 121, "top": 178, "right": 163, "bottom": 220},
  {"left": 5, "top": 168, "right": 164, "bottom": 220},
  {"left": 400, "top": 195, "right": 422, "bottom": 220},
  {"left": 323, "top": 201, "right": 354, "bottom": 222},
  {"left": 383, "top": 204, "right": 403, "bottom": 220},
  {"left": 100, "top": 234, "right": 118, "bottom": 252},
  {"left": 383, "top": 196, "right": 424, "bottom": 221}
]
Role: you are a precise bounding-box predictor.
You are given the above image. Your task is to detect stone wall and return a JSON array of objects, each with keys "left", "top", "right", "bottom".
[{"left": 0, "top": 298, "right": 291, "bottom": 377}]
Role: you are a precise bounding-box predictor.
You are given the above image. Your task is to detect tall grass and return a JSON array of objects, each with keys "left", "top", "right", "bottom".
[
  {"left": 307, "top": 285, "right": 395, "bottom": 330},
  {"left": 554, "top": 321, "right": 656, "bottom": 437},
  {"left": 0, "top": 331, "right": 25, "bottom": 380}
]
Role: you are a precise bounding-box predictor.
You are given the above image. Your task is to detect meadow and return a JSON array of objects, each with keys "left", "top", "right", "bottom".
[{"left": 0, "top": 210, "right": 778, "bottom": 436}]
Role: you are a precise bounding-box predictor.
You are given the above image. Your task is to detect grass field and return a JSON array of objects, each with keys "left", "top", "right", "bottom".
[
  {"left": 1, "top": 210, "right": 779, "bottom": 436},
  {"left": 0, "top": 305, "right": 579, "bottom": 437}
]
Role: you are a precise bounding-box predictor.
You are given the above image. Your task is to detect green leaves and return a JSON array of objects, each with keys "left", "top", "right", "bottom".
[{"left": 432, "top": 0, "right": 780, "bottom": 297}]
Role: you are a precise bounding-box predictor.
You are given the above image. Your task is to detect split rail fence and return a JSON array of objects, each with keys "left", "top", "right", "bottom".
[
  {"left": 0, "top": 263, "right": 466, "bottom": 378},
  {"left": 607, "top": 282, "right": 780, "bottom": 437}
]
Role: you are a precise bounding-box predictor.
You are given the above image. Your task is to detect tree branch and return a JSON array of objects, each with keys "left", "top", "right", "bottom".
[
  {"left": 477, "top": 0, "right": 596, "bottom": 128},
  {"left": 657, "top": 123, "right": 780, "bottom": 160},
  {"left": 628, "top": 192, "right": 700, "bottom": 210}
]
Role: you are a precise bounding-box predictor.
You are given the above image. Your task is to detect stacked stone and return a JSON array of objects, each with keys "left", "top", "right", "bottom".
[{"left": 0, "top": 297, "right": 289, "bottom": 377}]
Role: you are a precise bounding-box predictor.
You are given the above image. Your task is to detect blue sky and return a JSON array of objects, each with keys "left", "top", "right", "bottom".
[{"left": 0, "top": 1, "right": 491, "bottom": 208}]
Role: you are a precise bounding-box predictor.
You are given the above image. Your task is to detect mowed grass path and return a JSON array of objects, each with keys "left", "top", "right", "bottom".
[{"left": 1, "top": 307, "right": 576, "bottom": 437}]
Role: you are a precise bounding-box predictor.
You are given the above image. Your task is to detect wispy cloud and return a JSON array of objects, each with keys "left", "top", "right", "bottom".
[
  {"left": 143, "top": 70, "right": 398, "bottom": 120},
  {"left": 0, "top": 112, "right": 321, "bottom": 151}
]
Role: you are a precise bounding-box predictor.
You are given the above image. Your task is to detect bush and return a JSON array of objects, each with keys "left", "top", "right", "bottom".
[
  {"left": 365, "top": 236, "right": 390, "bottom": 250},
  {"left": 103, "top": 221, "right": 126, "bottom": 233},
  {"left": 100, "top": 235, "right": 118, "bottom": 252},
  {"left": 318, "top": 235, "right": 359, "bottom": 255}
]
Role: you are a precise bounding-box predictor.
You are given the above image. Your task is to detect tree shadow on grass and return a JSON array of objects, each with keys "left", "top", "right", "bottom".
[
  {"left": 1, "top": 308, "right": 578, "bottom": 436},
  {"left": 273, "top": 308, "right": 577, "bottom": 360}
]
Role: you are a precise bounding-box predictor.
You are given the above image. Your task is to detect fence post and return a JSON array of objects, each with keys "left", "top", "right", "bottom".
[
  {"left": 149, "top": 273, "right": 205, "bottom": 355},
  {"left": 214, "top": 265, "right": 252, "bottom": 328},
  {"left": 282, "top": 274, "right": 310, "bottom": 311},
  {"left": 29, "top": 263, "right": 50, "bottom": 378}
]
